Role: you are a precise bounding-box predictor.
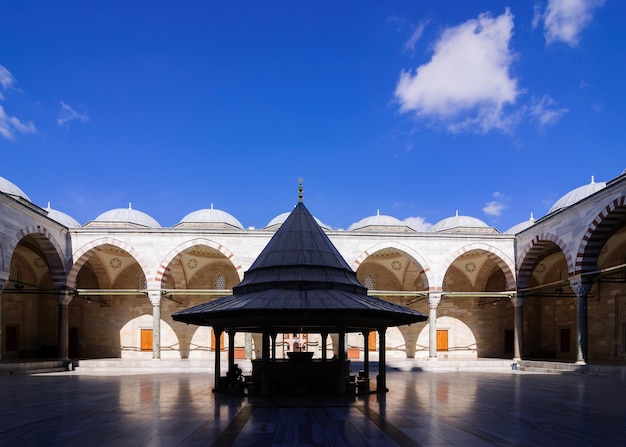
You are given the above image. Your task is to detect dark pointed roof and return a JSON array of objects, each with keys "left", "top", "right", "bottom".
[{"left": 172, "top": 201, "right": 426, "bottom": 333}]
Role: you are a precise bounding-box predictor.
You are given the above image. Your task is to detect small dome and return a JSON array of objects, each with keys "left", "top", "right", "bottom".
[
  {"left": 45, "top": 203, "right": 81, "bottom": 228},
  {"left": 506, "top": 213, "right": 535, "bottom": 234},
  {"left": 348, "top": 210, "right": 414, "bottom": 233},
  {"left": 265, "top": 211, "right": 330, "bottom": 230},
  {"left": 430, "top": 211, "right": 492, "bottom": 233},
  {"left": 89, "top": 203, "right": 161, "bottom": 228},
  {"left": 177, "top": 204, "right": 243, "bottom": 229},
  {"left": 549, "top": 176, "right": 606, "bottom": 213},
  {"left": 0, "top": 176, "right": 30, "bottom": 201}
]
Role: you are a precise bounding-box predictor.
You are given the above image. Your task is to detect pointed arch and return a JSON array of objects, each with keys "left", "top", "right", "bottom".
[
  {"left": 517, "top": 233, "right": 572, "bottom": 289},
  {"left": 8, "top": 225, "right": 67, "bottom": 289},
  {"left": 437, "top": 242, "right": 515, "bottom": 291},
  {"left": 156, "top": 238, "right": 243, "bottom": 287},
  {"left": 575, "top": 195, "right": 626, "bottom": 276},
  {"left": 351, "top": 241, "right": 433, "bottom": 289},
  {"left": 67, "top": 237, "right": 151, "bottom": 289}
]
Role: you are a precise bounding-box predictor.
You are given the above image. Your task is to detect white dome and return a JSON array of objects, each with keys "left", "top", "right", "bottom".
[
  {"left": 430, "top": 212, "right": 490, "bottom": 233},
  {"left": 178, "top": 205, "right": 243, "bottom": 229},
  {"left": 45, "top": 203, "right": 81, "bottom": 228},
  {"left": 348, "top": 210, "right": 413, "bottom": 232},
  {"left": 0, "top": 176, "right": 30, "bottom": 201},
  {"left": 549, "top": 176, "right": 606, "bottom": 213},
  {"left": 265, "top": 211, "right": 330, "bottom": 230},
  {"left": 506, "top": 213, "right": 535, "bottom": 234},
  {"left": 91, "top": 203, "right": 161, "bottom": 228}
]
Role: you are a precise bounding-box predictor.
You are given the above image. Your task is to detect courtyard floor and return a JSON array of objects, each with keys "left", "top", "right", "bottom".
[{"left": 0, "top": 364, "right": 625, "bottom": 446}]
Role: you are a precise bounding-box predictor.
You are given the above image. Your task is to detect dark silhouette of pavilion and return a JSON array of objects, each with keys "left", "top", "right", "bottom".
[{"left": 172, "top": 183, "right": 427, "bottom": 395}]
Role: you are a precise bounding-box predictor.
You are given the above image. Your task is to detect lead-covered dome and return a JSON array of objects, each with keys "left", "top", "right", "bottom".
[
  {"left": 87, "top": 203, "right": 161, "bottom": 228},
  {"left": 265, "top": 211, "right": 330, "bottom": 230},
  {"left": 176, "top": 204, "right": 243, "bottom": 229},
  {"left": 430, "top": 211, "right": 496, "bottom": 234},
  {"left": 548, "top": 176, "right": 606, "bottom": 214},
  {"left": 0, "top": 176, "right": 31, "bottom": 201},
  {"left": 45, "top": 203, "right": 81, "bottom": 228},
  {"left": 506, "top": 213, "right": 535, "bottom": 234},
  {"left": 348, "top": 210, "right": 415, "bottom": 233}
]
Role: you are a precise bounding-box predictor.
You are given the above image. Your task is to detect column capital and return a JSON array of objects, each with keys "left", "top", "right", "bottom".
[
  {"left": 511, "top": 295, "right": 525, "bottom": 308},
  {"left": 569, "top": 278, "right": 591, "bottom": 298},
  {"left": 428, "top": 292, "right": 441, "bottom": 309},
  {"left": 57, "top": 290, "right": 73, "bottom": 305},
  {"left": 148, "top": 291, "right": 162, "bottom": 306}
]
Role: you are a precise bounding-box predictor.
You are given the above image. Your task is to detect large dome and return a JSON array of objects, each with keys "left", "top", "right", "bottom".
[
  {"left": 45, "top": 203, "right": 81, "bottom": 228},
  {"left": 348, "top": 210, "right": 415, "bottom": 233},
  {"left": 548, "top": 176, "right": 606, "bottom": 214},
  {"left": 506, "top": 213, "right": 535, "bottom": 234},
  {"left": 430, "top": 212, "right": 494, "bottom": 234},
  {"left": 89, "top": 203, "right": 161, "bottom": 228},
  {"left": 176, "top": 205, "right": 243, "bottom": 229},
  {"left": 0, "top": 176, "right": 30, "bottom": 201}
]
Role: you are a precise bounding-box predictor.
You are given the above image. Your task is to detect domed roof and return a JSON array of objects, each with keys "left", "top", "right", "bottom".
[
  {"left": 430, "top": 211, "right": 493, "bottom": 233},
  {"left": 548, "top": 176, "right": 606, "bottom": 213},
  {"left": 348, "top": 210, "right": 414, "bottom": 233},
  {"left": 89, "top": 203, "right": 161, "bottom": 228},
  {"left": 506, "top": 213, "right": 535, "bottom": 234},
  {"left": 177, "top": 204, "right": 243, "bottom": 229},
  {"left": 265, "top": 211, "right": 330, "bottom": 230},
  {"left": 0, "top": 176, "right": 30, "bottom": 201},
  {"left": 45, "top": 203, "right": 81, "bottom": 228}
]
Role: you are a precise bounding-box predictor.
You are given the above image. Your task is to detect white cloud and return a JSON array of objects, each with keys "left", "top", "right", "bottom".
[
  {"left": 528, "top": 95, "right": 569, "bottom": 126},
  {"left": 0, "top": 105, "right": 36, "bottom": 140},
  {"left": 0, "top": 65, "right": 16, "bottom": 91},
  {"left": 395, "top": 9, "right": 519, "bottom": 134},
  {"left": 401, "top": 216, "right": 433, "bottom": 232},
  {"left": 57, "top": 101, "right": 89, "bottom": 126},
  {"left": 540, "top": 0, "right": 605, "bottom": 47},
  {"left": 483, "top": 192, "right": 508, "bottom": 217},
  {"left": 404, "top": 18, "right": 430, "bottom": 53}
]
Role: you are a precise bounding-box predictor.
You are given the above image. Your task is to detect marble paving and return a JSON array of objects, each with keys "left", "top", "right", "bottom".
[{"left": 0, "top": 367, "right": 625, "bottom": 446}]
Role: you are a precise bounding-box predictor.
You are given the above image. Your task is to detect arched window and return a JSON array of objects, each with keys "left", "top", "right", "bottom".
[
  {"left": 214, "top": 272, "right": 226, "bottom": 290},
  {"left": 364, "top": 274, "right": 376, "bottom": 290}
]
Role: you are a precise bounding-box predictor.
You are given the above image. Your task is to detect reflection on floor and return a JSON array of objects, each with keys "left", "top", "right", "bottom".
[{"left": 1, "top": 364, "right": 625, "bottom": 446}]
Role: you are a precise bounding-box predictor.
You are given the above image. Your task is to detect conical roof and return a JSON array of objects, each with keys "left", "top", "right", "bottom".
[{"left": 173, "top": 198, "right": 426, "bottom": 332}]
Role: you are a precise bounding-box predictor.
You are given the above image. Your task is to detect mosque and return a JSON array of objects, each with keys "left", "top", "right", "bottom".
[{"left": 1, "top": 170, "right": 625, "bottom": 369}]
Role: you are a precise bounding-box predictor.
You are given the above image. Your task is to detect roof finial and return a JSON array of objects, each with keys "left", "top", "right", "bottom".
[
  {"left": 591, "top": 175, "right": 595, "bottom": 184},
  {"left": 298, "top": 177, "right": 303, "bottom": 203},
  {"left": 47, "top": 201, "right": 51, "bottom": 209},
  {"left": 129, "top": 202, "right": 132, "bottom": 209},
  {"left": 455, "top": 210, "right": 459, "bottom": 217},
  {"left": 210, "top": 203, "right": 214, "bottom": 210},
  {"left": 530, "top": 212, "right": 535, "bottom": 221},
  {"left": 377, "top": 209, "right": 380, "bottom": 216}
]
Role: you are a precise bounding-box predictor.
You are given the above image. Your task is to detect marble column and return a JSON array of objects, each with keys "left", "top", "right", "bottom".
[
  {"left": 213, "top": 327, "right": 223, "bottom": 392},
  {"left": 363, "top": 330, "right": 370, "bottom": 379},
  {"left": 571, "top": 279, "right": 591, "bottom": 365},
  {"left": 511, "top": 295, "right": 525, "bottom": 362},
  {"left": 338, "top": 329, "right": 346, "bottom": 395},
  {"left": 148, "top": 292, "right": 161, "bottom": 360},
  {"left": 57, "top": 290, "right": 73, "bottom": 360},
  {"left": 428, "top": 293, "right": 441, "bottom": 360},
  {"left": 228, "top": 330, "right": 235, "bottom": 373},
  {"left": 377, "top": 327, "right": 387, "bottom": 393},
  {"left": 0, "top": 279, "right": 5, "bottom": 361}
]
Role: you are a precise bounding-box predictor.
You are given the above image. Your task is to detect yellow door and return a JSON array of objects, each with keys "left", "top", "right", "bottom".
[
  {"left": 436, "top": 330, "right": 449, "bottom": 351},
  {"left": 141, "top": 329, "right": 153, "bottom": 351}
]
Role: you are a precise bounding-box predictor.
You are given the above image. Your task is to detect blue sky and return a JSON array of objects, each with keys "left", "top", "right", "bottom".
[{"left": 1, "top": 0, "right": 623, "bottom": 232}]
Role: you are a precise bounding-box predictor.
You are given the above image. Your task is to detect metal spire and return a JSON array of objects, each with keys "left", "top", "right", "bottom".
[{"left": 298, "top": 177, "right": 303, "bottom": 203}]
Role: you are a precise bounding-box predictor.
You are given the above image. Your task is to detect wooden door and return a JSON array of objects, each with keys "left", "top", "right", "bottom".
[
  {"left": 368, "top": 331, "right": 377, "bottom": 351},
  {"left": 5, "top": 325, "right": 18, "bottom": 352},
  {"left": 436, "top": 329, "right": 449, "bottom": 351},
  {"left": 141, "top": 329, "right": 153, "bottom": 351}
]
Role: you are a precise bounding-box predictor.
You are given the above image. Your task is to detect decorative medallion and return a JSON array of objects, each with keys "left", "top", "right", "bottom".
[
  {"left": 109, "top": 257, "right": 122, "bottom": 269},
  {"left": 464, "top": 261, "right": 476, "bottom": 273},
  {"left": 536, "top": 263, "right": 546, "bottom": 273},
  {"left": 187, "top": 258, "right": 198, "bottom": 270},
  {"left": 33, "top": 257, "right": 46, "bottom": 269},
  {"left": 391, "top": 260, "right": 402, "bottom": 271}
]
